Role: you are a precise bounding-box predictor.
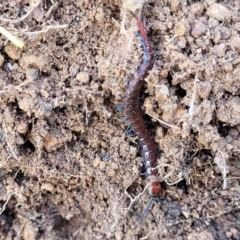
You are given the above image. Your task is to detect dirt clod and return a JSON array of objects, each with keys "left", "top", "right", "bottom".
[
  {"left": 191, "top": 20, "right": 207, "bottom": 38},
  {"left": 207, "top": 3, "right": 232, "bottom": 22},
  {"left": 4, "top": 44, "right": 22, "bottom": 60}
]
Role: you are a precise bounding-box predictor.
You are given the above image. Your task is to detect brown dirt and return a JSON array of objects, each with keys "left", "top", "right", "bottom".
[{"left": 0, "top": 0, "right": 240, "bottom": 239}]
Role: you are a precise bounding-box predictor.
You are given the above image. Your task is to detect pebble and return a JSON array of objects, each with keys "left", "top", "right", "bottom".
[
  {"left": 207, "top": 3, "right": 231, "bottom": 22},
  {"left": 216, "top": 197, "right": 224, "bottom": 206},
  {"left": 19, "top": 54, "right": 50, "bottom": 71},
  {"left": 222, "top": 62, "right": 233, "bottom": 72},
  {"left": 4, "top": 44, "right": 22, "bottom": 60},
  {"left": 0, "top": 54, "right": 4, "bottom": 66},
  {"left": 190, "top": 3, "right": 204, "bottom": 16},
  {"left": 205, "top": 0, "right": 216, "bottom": 5},
  {"left": 76, "top": 72, "right": 90, "bottom": 83},
  {"left": 41, "top": 182, "right": 54, "bottom": 192},
  {"left": 26, "top": 68, "right": 39, "bottom": 81},
  {"left": 16, "top": 121, "right": 28, "bottom": 134},
  {"left": 191, "top": 21, "right": 207, "bottom": 38},
  {"left": 174, "top": 22, "right": 187, "bottom": 37},
  {"left": 23, "top": 222, "right": 38, "bottom": 240},
  {"left": 230, "top": 228, "right": 238, "bottom": 237},
  {"left": 170, "top": 0, "right": 180, "bottom": 12},
  {"left": 212, "top": 44, "right": 226, "bottom": 57}
]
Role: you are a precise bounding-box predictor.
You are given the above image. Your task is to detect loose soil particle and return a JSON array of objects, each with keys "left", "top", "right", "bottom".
[{"left": 0, "top": 0, "right": 240, "bottom": 239}]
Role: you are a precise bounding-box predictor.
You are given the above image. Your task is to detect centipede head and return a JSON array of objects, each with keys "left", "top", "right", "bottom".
[{"left": 148, "top": 181, "right": 161, "bottom": 197}]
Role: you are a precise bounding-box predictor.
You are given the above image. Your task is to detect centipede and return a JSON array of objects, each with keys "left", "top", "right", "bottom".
[{"left": 124, "top": 12, "right": 181, "bottom": 223}]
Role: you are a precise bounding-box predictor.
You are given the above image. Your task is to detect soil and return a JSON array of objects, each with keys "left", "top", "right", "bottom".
[{"left": 0, "top": 0, "right": 240, "bottom": 239}]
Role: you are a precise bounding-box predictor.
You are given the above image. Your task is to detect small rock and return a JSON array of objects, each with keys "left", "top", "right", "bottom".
[
  {"left": 15, "top": 134, "right": 25, "bottom": 145},
  {"left": 213, "top": 32, "right": 221, "bottom": 44},
  {"left": 41, "top": 182, "right": 54, "bottom": 192},
  {"left": 93, "top": 156, "right": 101, "bottom": 168},
  {"left": 23, "top": 222, "right": 38, "bottom": 240},
  {"left": 4, "top": 44, "right": 22, "bottom": 60},
  {"left": 205, "top": 0, "right": 216, "bottom": 5},
  {"left": 212, "top": 44, "right": 226, "bottom": 57},
  {"left": 99, "top": 161, "right": 106, "bottom": 170},
  {"left": 222, "top": 62, "right": 233, "bottom": 73},
  {"left": 196, "top": 81, "right": 212, "bottom": 98},
  {"left": 216, "top": 197, "right": 224, "bottom": 206},
  {"left": 159, "top": 69, "right": 169, "bottom": 78},
  {"left": 226, "top": 213, "right": 236, "bottom": 222},
  {"left": 230, "top": 35, "right": 240, "bottom": 51},
  {"left": 191, "top": 211, "right": 200, "bottom": 219},
  {"left": 6, "top": 62, "right": 13, "bottom": 70},
  {"left": 174, "top": 22, "right": 187, "bottom": 37},
  {"left": 190, "top": 3, "right": 204, "bottom": 16},
  {"left": 18, "top": 96, "right": 35, "bottom": 116},
  {"left": 32, "top": 7, "right": 44, "bottom": 22},
  {"left": 155, "top": 84, "right": 169, "bottom": 101},
  {"left": 26, "top": 68, "right": 39, "bottom": 81},
  {"left": 16, "top": 121, "right": 28, "bottom": 134},
  {"left": 191, "top": 21, "right": 207, "bottom": 38},
  {"left": 170, "top": 0, "right": 180, "bottom": 12},
  {"left": 76, "top": 72, "right": 90, "bottom": 83},
  {"left": 226, "top": 231, "right": 232, "bottom": 238},
  {"left": 19, "top": 54, "right": 50, "bottom": 72},
  {"left": 230, "top": 228, "right": 238, "bottom": 237},
  {"left": 207, "top": 3, "right": 231, "bottom": 22},
  {"left": 228, "top": 129, "right": 239, "bottom": 139},
  {"left": 182, "top": 209, "right": 190, "bottom": 218},
  {"left": 0, "top": 54, "right": 4, "bottom": 66}
]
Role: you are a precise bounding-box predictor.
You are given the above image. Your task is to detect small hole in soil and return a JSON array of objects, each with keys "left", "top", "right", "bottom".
[
  {"left": 176, "top": 179, "right": 188, "bottom": 194},
  {"left": 175, "top": 84, "right": 186, "bottom": 98},
  {"left": 217, "top": 121, "right": 229, "bottom": 138},
  {"left": 167, "top": 73, "right": 173, "bottom": 85},
  {"left": 14, "top": 169, "right": 27, "bottom": 185},
  {"left": 19, "top": 140, "right": 36, "bottom": 154}
]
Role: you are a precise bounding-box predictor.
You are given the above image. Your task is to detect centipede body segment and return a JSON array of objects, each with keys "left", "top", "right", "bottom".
[{"left": 124, "top": 13, "right": 161, "bottom": 197}]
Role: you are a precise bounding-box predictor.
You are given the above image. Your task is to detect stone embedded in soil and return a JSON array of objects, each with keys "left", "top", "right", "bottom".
[
  {"left": 212, "top": 44, "right": 226, "bottom": 57},
  {"left": 4, "top": 44, "right": 22, "bottom": 60},
  {"left": 23, "top": 222, "right": 38, "bottom": 240},
  {"left": 190, "top": 3, "right": 204, "bottom": 16},
  {"left": 42, "top": 131, "right": 72, "bottom": 152},
  {"left": 196, "top": 81, "right": 212, "bottom": 99},
  {"left": 205, "top": 0, "right": 216, "bottom": 5},
  {"left": 19, "top": 54, "right": 50, "bottom": 72},
  {"left": 191, "top": 21, "right": 207, "bottom": 38},
  {"left": 174, "top": 22, "right": 188, "bottom": 37},
  {"left": 41, "top": 182, "right": 54, "bottom": 192},
  {"left": 0, "top": 53, "right": 4, "bottom": 66},
  {"left": 32, "top": 7, "right": 44, "bottom": 22},
  {"left": 217, "top": 97, "right": 240, "bottom": 126},
  {"left": 159, "top": 68, "right": 169, "bottom": 78},
  {"left": 230, "top": 35, "right": 240, "bottom": 51},
  {"left": 170, "top": 0, "right": 180, "bottom": 12},
  {"left": 76, "top": 71, "right": 90, "bottom": 83},
  {"left": 18, "top": 96, "right": 35, "bottom": 116},
  {"left": 26, "top": 68, "right": 39, "bottom": 81},
  {"left": 16, "top": 120, "right": 28, "bottom": 134},
  {"left": 187, "top": 230, "right": 214, "bottom": 240},
  {"left": 207, "top": 3, "right": 231, "bottom": 22}
]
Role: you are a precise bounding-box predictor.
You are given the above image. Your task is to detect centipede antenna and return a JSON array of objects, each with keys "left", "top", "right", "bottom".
[
  {"left": 128, "top": 10, "right": 138, "bottom": 20},
  {"left": 137, "top": 197, "right": 154, "bottom": 225},
  {"left": 156, "top": 198, "right": 182, "bottom": 214}
]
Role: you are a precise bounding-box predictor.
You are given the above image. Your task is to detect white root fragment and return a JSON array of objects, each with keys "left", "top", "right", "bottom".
[{"left": 0, "top": 26, "right": 24, "bottom": 49}]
